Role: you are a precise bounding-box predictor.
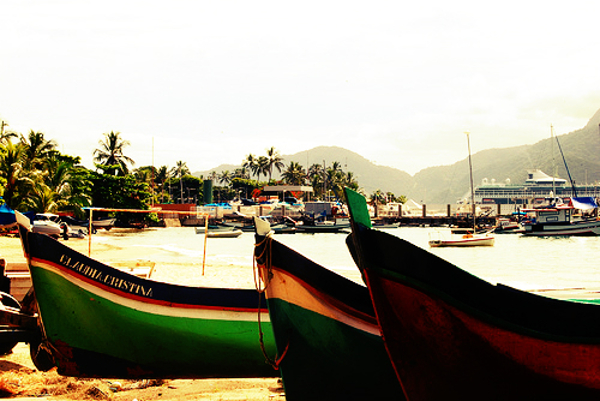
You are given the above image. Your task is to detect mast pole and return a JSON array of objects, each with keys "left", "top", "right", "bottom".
[
  {"left": 466, "top": 132, "right": 476, "bottom": 231},
  {"left": 551, "top": 125, "right": 555, "bottom": 199}
]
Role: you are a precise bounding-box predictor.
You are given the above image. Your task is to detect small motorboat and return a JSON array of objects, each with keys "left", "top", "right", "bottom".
[{"left": 92, "top": 217, "right": 116, "bottom": 231}]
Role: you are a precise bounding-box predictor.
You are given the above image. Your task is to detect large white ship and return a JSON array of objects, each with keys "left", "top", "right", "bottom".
[{"left": 472, "top": 169, "right": 600, "bottom": 206}]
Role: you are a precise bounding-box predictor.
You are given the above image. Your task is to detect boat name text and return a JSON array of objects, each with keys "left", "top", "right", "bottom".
[{"left": 59, "top": 254, "right": 153, "bottom": 297}]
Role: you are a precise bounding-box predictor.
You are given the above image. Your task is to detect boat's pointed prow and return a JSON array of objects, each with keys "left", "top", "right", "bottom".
[
  {"left": 15, "top": 211, "right": 31, "bottom": 230},
  {"left": 343, "top": 188, "right": 372, "bottom": 228},
  {"left": 253, "top": 216, "right": 271, "bottom": 236}
]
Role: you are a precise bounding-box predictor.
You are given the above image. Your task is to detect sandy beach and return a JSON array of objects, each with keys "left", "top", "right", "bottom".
[{"left": 0, "top": 233, "right": 285, "bottom": 400}]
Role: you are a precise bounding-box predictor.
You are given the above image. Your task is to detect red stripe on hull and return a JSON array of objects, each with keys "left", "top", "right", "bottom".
[
  {"left": 32, "top": 257, "right": 266, "bottom": 314},
  {"left": 262, "top": 263, "right": 378, "bottom": 327},
  {"left": 371, "top": 276, "right": 600, "bottom": 400}
]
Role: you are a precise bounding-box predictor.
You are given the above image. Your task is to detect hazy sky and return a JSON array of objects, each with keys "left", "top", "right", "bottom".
[{"left": 2, "top": 1, "right": 600, "bottom": 175}]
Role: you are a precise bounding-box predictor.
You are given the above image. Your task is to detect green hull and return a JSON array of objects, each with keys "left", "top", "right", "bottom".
[
  {"left": 31, "top": 265, "right": 276, "bottom": 378},
  {"left": 268, "top": 298, "right": 401, "bottom": 400}
]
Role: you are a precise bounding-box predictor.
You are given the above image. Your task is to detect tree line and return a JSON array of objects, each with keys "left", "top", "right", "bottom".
[{"left": 0, "top": 124, "right": 405, "bottom": 222}]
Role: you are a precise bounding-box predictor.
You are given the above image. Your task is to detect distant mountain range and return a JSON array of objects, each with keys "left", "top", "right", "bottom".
[{"left": 195, "top": 107, "right": 600, "bottom": 204}]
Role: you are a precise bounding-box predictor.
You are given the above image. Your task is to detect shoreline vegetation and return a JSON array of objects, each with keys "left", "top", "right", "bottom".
[
  {"left": 0, "top": 129, "right": 402, "bottom": 232},
  {"left": 0, "top": 233, "right": 285, "bottom": 400}
]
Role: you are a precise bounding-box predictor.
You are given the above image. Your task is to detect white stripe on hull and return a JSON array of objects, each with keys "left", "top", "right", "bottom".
[
  {"left": 32, "top": 260, "right": 268, "bottom": 322},
  {"left": 263, "top": 268, "right": 379, "bottom": 336}
]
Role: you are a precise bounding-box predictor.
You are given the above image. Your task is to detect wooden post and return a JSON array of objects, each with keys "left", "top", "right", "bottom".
[
  {"left": 88, "top": 209, "right": 93, "bottom": 257},
  {"left": 202, "top": 217, "right": 208, "bottom": 275},
  {"left": 447, "top": 204, "right": 451, "bottom": 217},
  {"left": 422, "top": 204, "right": 426, "bottom": 218}
]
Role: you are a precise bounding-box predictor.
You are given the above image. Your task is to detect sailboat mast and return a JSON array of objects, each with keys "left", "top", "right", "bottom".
[
  {"left": 551, "top": 125, "right": 555, "bottom": 199},
  {"left": 466, "top": 132, "right": 476, "bottom": 231},
  {"left": 553, "top": 128, "right": 577, "bottom": 198}
]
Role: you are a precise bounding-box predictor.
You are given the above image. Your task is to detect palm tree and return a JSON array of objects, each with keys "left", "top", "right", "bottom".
[
  {"left": 282, "top": 162, "right": 306, "bottom": 185},
  {"left": 20, "top": 130, "right": 58, "bottom": 171},
  {"left": 327, "top": 172, "right": 342, "bottom": 200},
  {"left": 265, "top": 147, "right": 285, "bottom": 181},
  {"left": 255, "top": 156, "right": 269, "bottom": 183},
  {"left": 133, "top": 167, "right": 152, "bottom": 183},
  {"left": 93, "top": 131, "right": 134, "bottom": 176},
  {"left": 308, "top": 163, "right": 324, "bottom": 199},
  {"left": 243, "top": 154, "right": 258, "bottom": 179},
  {"left": 233, "top": 167, "right": 249, "bottom": 180},
  {"left": 171, "top": 161, "right": 189, "bottom": 203},
  {"left": 154, "top": 166, "right": 170, "bottom": 203},
  {"left": 0, "top": 120, "right": 17, "bottom": 145},
  {"left": 219, "top": 170, "right": 232, "bottom": 186},
  {"left": 39, "top": 155, "right": 92, "bottom": 215},
  {"left": 370, "top": 189, "right": 386, "bottom": 205},
  {"left": 343, "top": 171, "right": 359, "bottom": 191},
  {"left": 22, "top": 184, "right": 59, "bottom": 213},
  {"left": 0, "top": 141, "right": 31, "bottom": 209}
]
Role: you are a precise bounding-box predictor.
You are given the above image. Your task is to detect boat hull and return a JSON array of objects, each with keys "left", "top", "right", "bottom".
[
  {"left": 18, "top": 223, "right": 276, "bottom": 378},
  {"left": 345, "top": 188, "right": 600, "bottom": 400},
  {"left": 254, "top": 233, "right": 402, "bottom": 400},
  {"left": 371, "top": 273, "right": 600, "bottom": 400},
  {"left": 294, "top": 225, "right": 350, "bottom": 233},
  {"left": 429, "top": 235, "right": 494, "bottom": 247},
  {"left": 523, "top": 220, "right": 600, "bottom": 236},
  {"left": 207, "top": 230, "right": 243, "bottom": 238},
  {"left": 32, "top": 222, "right": 61, "bottom": 238},
  {"left": 195, "top": 226, "right": 243, "bottom": 237}
]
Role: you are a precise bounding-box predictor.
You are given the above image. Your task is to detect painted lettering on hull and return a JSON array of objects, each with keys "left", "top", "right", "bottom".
[{"left": 59, "top": 254, "right": 154, "bottom": 297}]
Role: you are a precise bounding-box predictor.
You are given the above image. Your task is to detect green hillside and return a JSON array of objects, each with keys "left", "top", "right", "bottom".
[
  {"left": 417, "top": 108, "right": 600, "bottom": 203},
  {"left": 196, "top": 107, "right": 600, "bottom": 204}
]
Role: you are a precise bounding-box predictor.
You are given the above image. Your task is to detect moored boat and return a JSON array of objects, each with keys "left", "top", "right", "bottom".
[
  {"left": 15, "top": 211, "right": 276, "bottom": 378},
  {"left": 194, "top": 225, "right": 243, "bottom": 238},
  {"left": 294, "top": 218, "right": 351, "bottom": 233},
  {"left": 429, "top": 132, "right": 495, "bottom": 247},
  {"left": 91, "top": 217, "right": 116, "bottom": 230},
  {"left": 345, "top": 187, "right": 600, "bottom": 400},
  {"left": 428, "top": 232, "right": 495, "bottom": 247},
  {"left": 522, "top": 197, "right": 600, "bottom": 236},
  {"left": 493, "top": 217, "right": 525, "bottom": 234},
  {"left": 253, "top": 217, "right": 402, "bottom": 400}
]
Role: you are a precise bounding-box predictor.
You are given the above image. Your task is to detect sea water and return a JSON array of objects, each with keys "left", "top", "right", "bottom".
[{"left": 91, "top": 226, "right": 600, "bottom": 292}]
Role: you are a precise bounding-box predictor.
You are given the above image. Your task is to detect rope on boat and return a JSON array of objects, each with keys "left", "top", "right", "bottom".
[{"left": 253, "top": 233, "right": 290, "bottom": 370}]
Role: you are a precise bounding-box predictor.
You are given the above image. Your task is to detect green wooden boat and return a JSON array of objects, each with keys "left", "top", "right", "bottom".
[
  {"left": 16, "top": 212, "right": 276, "bottom": 378},
  {"left": 253, "top": 217, "right": 402, "bottom": 400}
]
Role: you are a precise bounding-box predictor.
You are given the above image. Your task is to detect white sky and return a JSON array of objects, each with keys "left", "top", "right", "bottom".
[{"left": 2, "top": 1, "right": 600, "bottom": 175}]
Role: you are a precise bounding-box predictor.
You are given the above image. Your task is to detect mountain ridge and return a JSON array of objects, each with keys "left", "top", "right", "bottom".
[{"left": 195, "top": 108, "right": 600, "bottom": 204}]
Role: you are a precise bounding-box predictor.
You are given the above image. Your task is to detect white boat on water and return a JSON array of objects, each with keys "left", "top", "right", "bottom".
[
  {"left": 493, "top": 217, "right": 525, "bottom": 234},
  {"left": 429, "top": 233, "right": 495, "bottom": 247},
  {"left": 428, "top": 132, "right": 495, "bottom": 248}
]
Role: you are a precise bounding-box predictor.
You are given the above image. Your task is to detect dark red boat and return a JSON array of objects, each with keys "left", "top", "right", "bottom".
[{"left": 345, "top": 187, "right": 600, "bottom": 400}]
